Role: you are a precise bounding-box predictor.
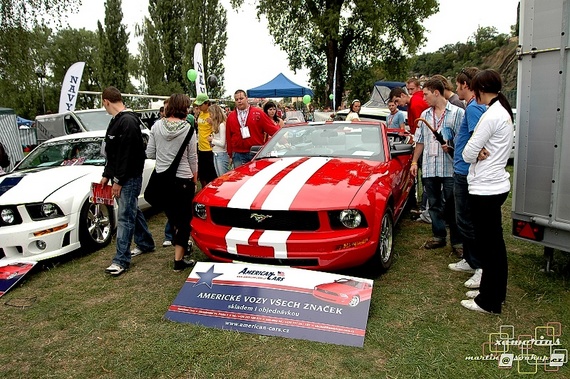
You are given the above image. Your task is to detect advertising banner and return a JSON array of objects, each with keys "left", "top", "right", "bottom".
[
  {"left": 58, "top": 61, "right": 85, "bottom": 113},
  {"left": 193, "top": 43, "right": 207, "bottom": 95},
  {"left": 165, "top": 262, "right": 374, "bottom": 347},
  {"left": 0, "top": 261, "right": 36, "bottom": 297}
]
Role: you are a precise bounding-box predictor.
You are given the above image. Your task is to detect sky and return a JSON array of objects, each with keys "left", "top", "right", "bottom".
[{"left": 67, "top": 0, "right": 520, "bottom": 97}]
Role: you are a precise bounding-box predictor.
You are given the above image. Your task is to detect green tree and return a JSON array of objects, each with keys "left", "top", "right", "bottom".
[
  {"left": 0, "top": 0, "right": 81, "bottom": 117},
  {"left": 136, "top": 0, "right": 227, "bottom": 99},
  {"left": 0, "top": 0, "right": 80, "bottom": 28},
  {"left": 50, "top": 28, "right": 102, "bottom": 109},
  {"left": 230, "top": 0, "right": 438, "bottom": 106},
  {"left": 97, "top": 0, "right": 130, "bottom": 91},
  {"left": 194, "top": 0, "right": 227, "bottom": 99}
]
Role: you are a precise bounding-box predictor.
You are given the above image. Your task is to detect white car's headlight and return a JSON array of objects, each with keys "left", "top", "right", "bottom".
[
  {"left": 41, "top": 203, "right": 59, "bottom": 218},
  {"left": 194, "top": 203, "right": 207, "bottom": 219},
  {"left": 26, "top": 203, "right": 64, "bottom": 220},
  {"left": 1, "top": 208, "right": 15, "bottom": 224},
  {"left": 339, "top": 210, "right": 362, "bottom": 229}
]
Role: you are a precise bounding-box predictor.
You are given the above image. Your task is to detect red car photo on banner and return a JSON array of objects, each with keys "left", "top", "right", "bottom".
[
  {"left": 191, "top": 121, "right": 414, "bottom": 273},
  {"left": 312, "top": 278, "right": 373, "bottom": 307},
  {"left": 0, "top": 261, "right": 36, "bottom": 297}
]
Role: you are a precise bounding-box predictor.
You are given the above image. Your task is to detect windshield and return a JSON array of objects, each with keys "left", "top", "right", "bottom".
[
  {"left": 75, "top": 110, "right": 112, "bottom": 131},
  {"left": 256, "top": 123, "right": 385, "bottom": 161},
  {"left": 16, "top": 137, "right": 106, "bottom": 169}
]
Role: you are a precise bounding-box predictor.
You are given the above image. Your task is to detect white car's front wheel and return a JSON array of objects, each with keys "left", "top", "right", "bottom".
[{"left": 79, "top": 201, "right": 113, "bottom": 250}]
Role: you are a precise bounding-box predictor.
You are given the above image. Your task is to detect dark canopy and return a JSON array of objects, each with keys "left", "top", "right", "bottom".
[{"left": 247, "top": 73, "right": 314, "bottom": 98}]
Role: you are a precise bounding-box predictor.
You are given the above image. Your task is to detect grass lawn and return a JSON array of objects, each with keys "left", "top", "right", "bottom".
[{"left": 1, "top": 182, "right": 570, "bottom": 378}]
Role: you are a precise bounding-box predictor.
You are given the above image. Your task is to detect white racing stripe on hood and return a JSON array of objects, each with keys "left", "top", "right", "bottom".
[
  {"left": 227, "top": 157, "right": 302, "bottom": 209},
  {"left": 225, "top": 228, "right": 255, "bottom": 255},
  {"left": 258, "top": 230, "right": 292, "bottom": 259},
  {"left": 262, "top": 157, "right": 329, "bottom": 210}
]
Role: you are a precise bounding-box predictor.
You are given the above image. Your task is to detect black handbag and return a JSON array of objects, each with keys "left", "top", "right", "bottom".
[{"left": 144, "top": 126, "right": 194, "bottom": 208}]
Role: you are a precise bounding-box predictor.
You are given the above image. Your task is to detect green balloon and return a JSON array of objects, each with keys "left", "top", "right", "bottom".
[
  {"left": 329, "top": 94, "right": 334, "bottom": 100},
  {"left": 303, "top": 94, "right": 311, "bottom": 104},
  {"left": 187, "top": 69, "right": 198, "bottom": 82}
]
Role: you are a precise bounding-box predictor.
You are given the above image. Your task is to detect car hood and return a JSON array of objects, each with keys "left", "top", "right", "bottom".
[
  {"left": 315, "top": 281, "right": 353, "bottom": 292},
  {"left": 0, "top": 166, "right": 101, "bottom": 204},
  {"left": 199, "top": 157, "right": 387, "bottom": 210}
]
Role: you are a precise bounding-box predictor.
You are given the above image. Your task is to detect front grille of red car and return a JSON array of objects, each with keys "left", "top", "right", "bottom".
[
  {"left": 315, "top": 288, "right": 338, "bottom": 296},
  {"left": 210, "top": 249, "right": 319, "bottom": 267},
  {"left": 209, "top": 207, "right": 320, "bottom": 231}
]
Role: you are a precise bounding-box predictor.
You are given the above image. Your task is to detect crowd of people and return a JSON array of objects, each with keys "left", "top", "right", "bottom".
[
  {"left": 389, "top": 69, "right": 514, "bottom": 315},
  {"left": 99, "top": 70, "right": 514, "bottom": 316},
  {"left": 99, "top": 88, "right": 280, "bottom": 276}
]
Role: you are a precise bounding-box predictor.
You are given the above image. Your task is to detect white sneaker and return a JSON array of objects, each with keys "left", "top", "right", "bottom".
[
  {"left": 460, "top": 299, "right": 492, "bottom": 314},
  {"left": 448, "top": 259, "right": 476, "bottom": 273},
  {"left": 162, "top": 240, "right": 172, "bottom": 247},
  {"left": 131, "top": 246, "right": 155, "bottom": 257},
  {"left": 465, "top": 290, "right": 480, "bottom": 299},
  {"left": 464, "top": 269, "right": 483, "bottom": 289},
  {"left": 105, "top": 263, "right": 125, "bottom": 276}
]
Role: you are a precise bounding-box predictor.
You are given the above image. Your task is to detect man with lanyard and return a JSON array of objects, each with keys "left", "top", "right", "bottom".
[
  {"left": 386, "top": 100, "right": 406, "bottom": 130},
  {"left": 100, "top": 86, "right": 155, "bottom": 276},
  {"left": 226, "top": 89, "right": 280, "bottom": 168},
  {"left": 448, "top": 67, "right": 487, "bottom": 291},
  {"left": 410, "top": 78, "right": 464, "bottom": 251}
]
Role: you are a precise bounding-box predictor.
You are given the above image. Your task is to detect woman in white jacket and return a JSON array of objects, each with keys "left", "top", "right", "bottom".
[{"left": 461, "top": 69, "right": 513, "bottom": 314}]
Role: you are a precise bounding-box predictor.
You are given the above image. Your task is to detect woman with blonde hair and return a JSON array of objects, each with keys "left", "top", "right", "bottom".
[{"left": 207, "top": 104, "right": 230, "bottom": 176}]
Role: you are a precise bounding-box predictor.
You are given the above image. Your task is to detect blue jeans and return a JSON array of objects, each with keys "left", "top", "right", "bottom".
[
  {"left": 232, "top": 152, "right": 255, "bottom": 168},
  {"left": 164, "top": 220, "right": 173, "bottom": 241},
  {"left": 213, "top": 151, "right": 230, "bottom": 176},
  {"left": 454, "top": 173, "right": 481, "bottom": 269},
  {"left": 423, "top": 176, "right": 460, "bottom": 245},
  {"left": 113, "top": 176, "right": 154, "bottom": 269}
]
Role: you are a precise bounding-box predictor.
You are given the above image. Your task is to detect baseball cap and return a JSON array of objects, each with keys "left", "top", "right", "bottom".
[{"left": 194, "top": 93, "right": 209, "bottom": 105}]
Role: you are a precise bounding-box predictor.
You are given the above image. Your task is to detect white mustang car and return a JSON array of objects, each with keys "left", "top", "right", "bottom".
[{"left": 0, "top": 131, "right": 154, "bottom": 263}]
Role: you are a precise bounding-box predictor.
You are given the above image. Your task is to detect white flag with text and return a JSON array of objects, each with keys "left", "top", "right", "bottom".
[
  {"left": 58, "top": 62, "right": 85, "bottom": 113},
  {"left": 194, "top": 43, "right": 207, "bottom": 95}
]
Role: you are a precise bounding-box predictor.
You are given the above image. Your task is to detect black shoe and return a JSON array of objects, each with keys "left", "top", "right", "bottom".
[
  {"left": 424, "top": 239, "right": 446, "bottom": 249},
  {"left": 173, "top": 259, "right": 196, "bottom": 272}
]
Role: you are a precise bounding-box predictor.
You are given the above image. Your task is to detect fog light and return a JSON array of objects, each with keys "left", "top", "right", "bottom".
[{"left": 36, "top": 240, "right": 47, "bottom": 250}]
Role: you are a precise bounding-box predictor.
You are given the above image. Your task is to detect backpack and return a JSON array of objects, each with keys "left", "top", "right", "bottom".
[{"left": 0, "top": 142, "right": 10, "bottom": 168}]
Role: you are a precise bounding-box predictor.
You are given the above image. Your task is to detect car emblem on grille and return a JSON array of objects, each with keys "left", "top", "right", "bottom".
[{"left": 251, "top": 213, "right": 272, "bottom": 223}]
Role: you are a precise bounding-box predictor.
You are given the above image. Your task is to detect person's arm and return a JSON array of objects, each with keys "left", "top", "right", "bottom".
[
  {"left": 212, "top": 122, "right": 226, "bottom": 148},
  {"left": 410, "top": 143, "right": 424, "bottom": 177},
  {"left": 463, "top": 116, "right": 492, "bottom": 163},
  {"left": 145, "top": 127, "right": 157, "bottom": 159},
  {"left": 187, "top": 132, "right": 198, "bottom": 183}
]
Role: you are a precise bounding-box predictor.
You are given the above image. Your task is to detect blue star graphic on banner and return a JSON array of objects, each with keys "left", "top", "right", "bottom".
[{"left": 193, "top": 265, "right": 223, "bottom": 289}]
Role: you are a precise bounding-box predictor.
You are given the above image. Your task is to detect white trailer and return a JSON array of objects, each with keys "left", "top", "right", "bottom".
[{"left": 512, "top": 0, "right": 570, "bottom": 269}]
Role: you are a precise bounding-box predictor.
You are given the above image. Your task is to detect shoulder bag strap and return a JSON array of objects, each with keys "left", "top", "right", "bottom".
[{"left": 166, "top": 124, "right": 194, "bottom": 174}]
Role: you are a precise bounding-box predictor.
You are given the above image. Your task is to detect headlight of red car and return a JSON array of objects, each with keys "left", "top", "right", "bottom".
[
  {"left": 339, "top": 210, "right": 363, "bottom": 229},
  {"left": 194, "top": 203, "right": 207, "bottom": 219}
]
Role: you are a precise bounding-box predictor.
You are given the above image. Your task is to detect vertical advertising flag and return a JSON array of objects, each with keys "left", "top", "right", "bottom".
[
  {"left": 58, "top": 62, "right": 85, "bottom": 114},
  {"left": 194, "top": 43, "right": 207, "bottom": 95},
  {"left": 332, "top": 57, "right": 338, "bottom": 112}
]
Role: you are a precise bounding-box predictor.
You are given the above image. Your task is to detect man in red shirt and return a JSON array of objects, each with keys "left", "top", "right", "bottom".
[
  {"left": 226, "top": 89, "right": 280, "bottom": 168},
  {"left": 389, "top": 78, "right": 429, "bottom": 135}
]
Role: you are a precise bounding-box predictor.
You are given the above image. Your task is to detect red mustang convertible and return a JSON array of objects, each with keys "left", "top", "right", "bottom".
[{"left": 191, "top": 121, "right": 414, "bottom": 272}]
